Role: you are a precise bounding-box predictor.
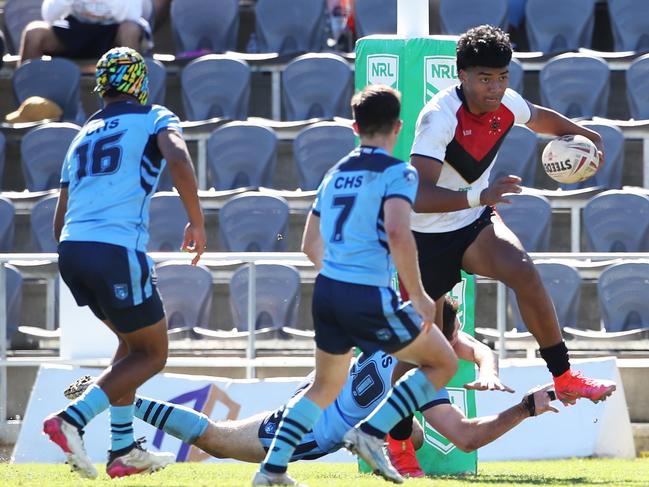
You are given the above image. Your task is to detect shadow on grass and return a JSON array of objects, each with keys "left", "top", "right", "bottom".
[{"left": 433, "top": 474, "right": 642, "bottom": 485}]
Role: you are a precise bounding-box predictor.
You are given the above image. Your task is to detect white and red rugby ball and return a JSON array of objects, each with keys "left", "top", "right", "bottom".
[{"left": 541, "top": 134, "right": 600, "bottom": 184}]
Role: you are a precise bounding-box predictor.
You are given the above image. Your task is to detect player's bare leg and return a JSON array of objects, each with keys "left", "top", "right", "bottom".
[{"left": 194, "top": 413, "right": 268, "bottom": 462}]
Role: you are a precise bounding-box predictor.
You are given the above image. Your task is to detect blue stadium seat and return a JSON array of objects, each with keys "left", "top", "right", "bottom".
[
  {"left": 255, "top": 0, "right": 327, "bottom": 55},
  {"left": 539, "top": 54, "right": 609, "bottom": 118},
  {"left": 0, "top": 197, "right": 15, "bottom": 252},
  {"left": 21, "top": 122, "right": 80, "bottom": 191},
  {"left": 207, "top": 122, "right": 277, "bottom": 190},
  {"left": 496, "top": 194, "right": 551, "bottom": 251},
  {"left": 490, "top": 124, "right": 538, "bottom": 186},
  {"left": 229, "top": 263, "right": 300, "bottom": 331},
  {"left": 626, "top": 54, "right": 649, "bottom": 120},
  {"left": 508, "top": 58, "right": 524, "bottom": 95},
  {"left": 156, "top": 262, "right": 213, "bottom": 330},
  {"left": 0, "top": 132, "right": 5, "bottom": 190},
  {"left": 282, "top": 53, "right": 353, "bottom": 121},
  {"left": 145, "top": 57, "right": 167, "bottom": 106},
  {"left": 608, "top": 0, "right": 649, "bottom": 53},
  {"left": 598, "top": 262, "right": 649, "bottom": 332},
  {"left": 439, "top": 0, "right": 508, "bottom": 35},
  {"left": 13, "top": 58, "right": 84, "bottom": 124},
  {"left": 354, "top": 0, "right": 397, "bottom": 37},
  {"left": 181, "top": 55, "right": 250, "bottom": 121},
  {"left": 3, "top": 0, "right": 42, "bottom": 54},
  {"left": 583, "top": 190, "right": 649, "bottom": 252},
  {"left": 219, "top": 193, "right": 289, "bottom": 251},
  {"left": 30, "top": 194, "right": 58, "bottom": 252},
  {"left": 525, "top": 0, "right": 595, "bottom": 53},
  {"left": 148, "top": 193, "right": 188, "bottom": 252},
  {"left": 294, "top": 122, "right": 355, "bottom": 190},
  {"left": 170, "top": 0, "right": 239, "bottom": 53}
]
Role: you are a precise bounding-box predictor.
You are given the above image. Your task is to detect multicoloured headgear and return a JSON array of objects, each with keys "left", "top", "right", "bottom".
[{"left": 95, "top": 47, "right": 149, "bottom": 105}]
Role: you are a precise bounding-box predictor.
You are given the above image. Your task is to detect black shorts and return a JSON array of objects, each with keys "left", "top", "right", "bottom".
[
  {"left": 58, "top": 241, "right": 164, "bottom": 333},
  {"left": 52, "top": 15, "right": 121, "bottom": 59},
  {"left": 258, "top": 408, "right": 328, "bottom": 461},
  {"left": 414, "top": 206, "right": 495, "bottom": 300}
]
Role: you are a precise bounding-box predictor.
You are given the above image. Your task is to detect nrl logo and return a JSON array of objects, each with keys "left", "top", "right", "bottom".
[
  {"left": 423, "top": 388, "right": 468, "bottom": 454},
  {"left": 424, "top": 55, "right": 458, "bottom": 103},
  {"left": 367, "top": 55, "right": 399, "bottom": 89}
]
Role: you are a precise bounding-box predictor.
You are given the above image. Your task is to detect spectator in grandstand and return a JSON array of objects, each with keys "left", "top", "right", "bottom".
[
  {"left": 42, "top": 47, "right": 206, "bottom": 480},
  {"left": 62, "top": 298, "right": 558, "bottom": 468},
  {"left": 388, "top": 24, "right": 616, "bottom": 476},
  {"left": 18, "top": 0, "right": 150, "bottom": 65},
  {"left": 251, "top": 84, "right": 458, "bottom": 486}
]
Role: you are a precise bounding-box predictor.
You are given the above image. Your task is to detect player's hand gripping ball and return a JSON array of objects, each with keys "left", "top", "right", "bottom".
[{"left": 541, "top": 134, "right": 600, "bottom": 184}]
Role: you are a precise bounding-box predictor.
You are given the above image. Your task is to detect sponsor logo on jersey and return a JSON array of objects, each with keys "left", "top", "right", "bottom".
[{"left": 114, "top": 284, "right": 129, "bottom": 300}]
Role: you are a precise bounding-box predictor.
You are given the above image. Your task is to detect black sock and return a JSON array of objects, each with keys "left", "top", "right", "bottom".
[
  {"left": 389, "top": 414, "right": 414, "bottom": 441},
  {"left": 539, "top": 341, "right": 570, "bottom": 377}
]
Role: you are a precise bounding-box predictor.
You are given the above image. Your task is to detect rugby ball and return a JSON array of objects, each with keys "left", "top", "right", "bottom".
[{"left": 541, "top": 135, "right": 600, "bottom": 184}]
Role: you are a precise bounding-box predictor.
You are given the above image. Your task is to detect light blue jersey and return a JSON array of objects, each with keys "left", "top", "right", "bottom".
[
  {"left": 60, "top": 101, "right": 182, "bottom": 251},
  {"left": 312, "top": 146, "right": 418, "bottom": 287}
]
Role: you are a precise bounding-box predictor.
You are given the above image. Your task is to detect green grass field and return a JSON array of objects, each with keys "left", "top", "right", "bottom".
[{"left": 1, "top": 459, "right": 648, "bottom": 487}]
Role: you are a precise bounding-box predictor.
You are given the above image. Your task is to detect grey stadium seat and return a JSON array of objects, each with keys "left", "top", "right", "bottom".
[
  {"left": 354, "top": 0, "right": 397, "bottom": 38},
  {"left": 207, "top": 122, "right": 277, "bottom": 190},
  {"left": 294, "top": 122, "right": 355, "bottom": 190},
  {"left": 229, "top": 263, "right": 300, "bottom": 331},
  {"left": 508, "top": 58, "right": 524, "bottom": 95},
  {"left": 3, "top": 264, "right": 23, "bottom": 345},
  {"left": 283, "top": 53, "right": 353, "bottom": 121},
  {"left": 583, "top": 191, "right": 649, "bottom": 252},
  {"left": 218, "top": 193, "right": 289, "bottom": 252},
  {"left": 0, "top": 197, "right": 15, "bottom": 252},
  {"left": 3, "top": 0, "right": 42, "bottom": 54},
  {"left": 509, "top": 262, "right": 581, "bottom": 332},
  {"left": 439, "top": 0, "right": 508, "bottom": 35},
  {"left": 13, "top": 58, "right": 84, "bottom": 124},
  {"left": 0, "top": 132, "right": 5, "bottom": 190},
  {"left": 181, "top": 55, "right": 250, "bottom": 121},
  {"left": 171, "top": 0, "right": 238, "bottom": 53},
  {"left": 598, "top": 262, "right": 649, "bottom": 332},
  {"left": 560, "top": 123, "right": 624, "bottom": 190},
  {"left": 496, "top": 194, "right": 551, "bottom": 252},
  {"left": 30, "top": 194, "right": 58, "bottom": 252},
  {"left": 21, "top": 123, "right": 80, "bottom": 192},
  {"left": 626, "top": 54, "right": 649, "bottom": 120},
  {"left": 148, "top": 193, "right": 188, "bottom": 252},
  {"left": 255, "top": 0, "right": 327, "bottom": 55},
  {"left": 525, "top": 0, "right": 594, "bottom": 53},
  {"left": 490, "top": 124, "right": 538, "bottom": 187},
  {"left": 156, "top": 262, "right": 213, "bottom": 329},
  {"left": 608, "top": 0, "right": 649, "bottom": 53},
  {"left": 145, "top": 58, "right": 167, "bottom": 106},
  {"left": 539, "top": 54, "right": 609, "bottom": 119}
]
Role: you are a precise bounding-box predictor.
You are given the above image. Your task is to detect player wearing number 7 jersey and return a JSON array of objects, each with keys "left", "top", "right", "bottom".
[{"left": 42, "top": 47, "right": 206, "bottom": 480}]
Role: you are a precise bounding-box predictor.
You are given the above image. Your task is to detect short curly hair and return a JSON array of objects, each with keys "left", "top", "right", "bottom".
[{"left": 456, "top": 24, "right": 512, "bottom": 71}]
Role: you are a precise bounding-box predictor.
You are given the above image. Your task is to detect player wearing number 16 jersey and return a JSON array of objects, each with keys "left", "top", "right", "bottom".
[{"left": 42, "top": 47, "right": 206, "bottom": 480}]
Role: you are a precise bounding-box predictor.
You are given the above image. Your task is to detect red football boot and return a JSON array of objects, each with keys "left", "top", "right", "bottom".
[
  {"left": 553, "top": 369, "right": 616, "bottom": 405},
  {"left": 385, "top": 434, "right": 424, "bottom": 478}
]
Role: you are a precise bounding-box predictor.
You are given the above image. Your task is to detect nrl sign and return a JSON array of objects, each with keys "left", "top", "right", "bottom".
[
  {"left": 422, "top": 387, "right": 468, "bottom": 454},
  {"left": 424, "top": 55, "right": 458, "bottom": 103},
  {"left": 367, "top": 54, "right": 399, "bottom": 89}
]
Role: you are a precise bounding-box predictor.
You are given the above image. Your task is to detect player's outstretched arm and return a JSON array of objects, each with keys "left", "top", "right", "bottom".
[
  {"left": 301, "top": 212, "right": 323, "bottom": 270},
  {"left": 454, "top": 331, "right": 514, "bottom": 393}
]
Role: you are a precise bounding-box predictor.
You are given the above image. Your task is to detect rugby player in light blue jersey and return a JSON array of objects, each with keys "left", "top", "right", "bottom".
[{"left": 42, "top": 47, "right": 206, "bottom": 480}]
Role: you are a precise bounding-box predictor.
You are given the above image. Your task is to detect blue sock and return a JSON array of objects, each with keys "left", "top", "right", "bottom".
[
  {"left": 359, "top": 368, "right": 437, "bottom": 438},
  {"left": 110, "top": 405, "right": 135, "bottom": 452},
  {"left": 134, "top": 396, "right": 209, "bottom": 444},
  {"left": 262, "top": 396, "right": 322, "bottom": 474},
  {"left": 62, "top": 384, "right": 110, "bottom": 429}
]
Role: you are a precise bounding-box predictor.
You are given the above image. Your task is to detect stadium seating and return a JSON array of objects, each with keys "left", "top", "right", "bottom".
[
  {"left": 0, "top": 132, "right": 5, "bottom": 190},
  {"left": 282, "top": 53, "right": 353, "bottom": 121},
  {"left": 439, "top": 0, "right": 508, "bottom": 35},
  {"left": 21, "top": 123, "right": 80, "bottom": 192},
  {"left": 525, "top": 0, "right": 595, "bottom": 53},
  {"left": 490, "top": 124, "right": 538, "bottom": 186},
  {"left": 354, "top": 0, "right": 397, "bottom": 37},
  {"left": 30, "top": 194, "right": 58, "bottom": 252},
  {"left": 561, "top": 123, "right": 624, "bottom": 190},
  {"left": 156, "top": 262, "right": 213, "bottom": 333},
  {"left": 508, "top": 58, "right": 524, "bottom": 95},
  {"left": 293, "top": 122, "right": 355, "bottom": 190},
  {"left": 608, "top": 0, "right": 649, "bottom": 53},
  {"left": 218, "top": 193, "right": 289, "bottom": 251},
  {"left": 148, "top": 193, "right": 188, "bottom": 252},
  {"left": 626, "top": 54, "right": 649, "bottom": 120},
  {"left": 598, "top": 261, "right": 649, "bottom": 332},
  {"left": 3, "top": 0, "right": 42, "bottom": 54},
  {"left": 229, "top": 263, "right": 301, "bottom": 331},
  {"left": 496, "top": 194, "right": 552, "bottom": 252},
  {"left": 181, "top": 55, "right": 250, "bottom": 121},
  {"left": 539, "top": 54, "right": 609, "bottom": 118},
  {"left": 170, "top": 0, "right": 239, "bottom": 54},
  {"left": 12, "top": 58, "right": 85, "bottom": 124},
  {"left": 206, "top": 122, "right": 278, "bottom": 190},
  {"left": 145, "top": 57, "right": 167, "bottom": 106},
  {"left": 583, "top": 191, "right": 649, "bottom": 252},
  {"left": 0, "top": 197, "right": 15, "bottom": 253},
  {"left": 255, "top": 0, "right": 327, "bottom": 55}
]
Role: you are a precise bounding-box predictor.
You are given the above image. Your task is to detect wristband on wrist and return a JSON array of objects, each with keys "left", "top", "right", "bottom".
[
  {"left": 522, "top": 394, "right": 536, "bottom": 417},
  {"left": 466, "top": 187, "right": 482, "bottom": 208}
]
